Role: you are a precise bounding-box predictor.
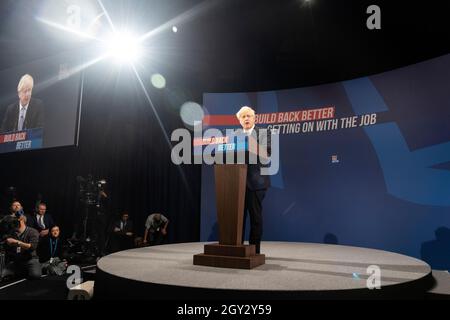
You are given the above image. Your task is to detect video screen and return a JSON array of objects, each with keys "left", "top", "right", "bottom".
[
  {"left": 0, "top": 53, "right": 82, "bottom": 154},
  {"left": 0, "top": 0, "right": 84, "bottom": 154}
]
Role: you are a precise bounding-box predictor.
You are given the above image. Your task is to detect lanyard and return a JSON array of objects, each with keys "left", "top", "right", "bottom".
[
  {"left": 18, "top": 227, "right": 28, "bottom": 242},
  {"left": 49, "top": 238, "right": 58, "bottom": 258}
]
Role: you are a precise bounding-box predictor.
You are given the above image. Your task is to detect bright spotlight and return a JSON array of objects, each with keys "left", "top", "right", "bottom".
[
  {"left": 172, "top": 26, "right": 178, "bottom": 33},
  {"left": 106, "top": 31, "right": 142, "bottom": 64},
  {"left": 151, "top": 74, "right": 166, "bottom": 89}
]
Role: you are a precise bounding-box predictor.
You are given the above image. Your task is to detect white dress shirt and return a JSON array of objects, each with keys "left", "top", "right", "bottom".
[
  {"left": 243, "top": 125, "right": 255, "bottom": 135},
  {"left": 36, "top": 214, "right": 45, "bottom": 229}
]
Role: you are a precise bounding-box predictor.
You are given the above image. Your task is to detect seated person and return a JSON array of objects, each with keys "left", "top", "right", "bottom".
[
  {"left": 143, "top": 213, "right": 169, "bottom": 246},
  {"left": 1, "top": 213, "right": 41, "bottom": 280},
  {"left": 27, "top": 202, "right": 55, "bottom": 238},
  {"left": 108, "top": 212, "right": 134, "bottom": 252},
  {"left": 38, "top": 225, "right": 67, "bottom": 276}
]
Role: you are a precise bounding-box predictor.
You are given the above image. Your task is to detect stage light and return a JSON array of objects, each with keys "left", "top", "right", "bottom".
[
  {"left": 151, "top": 74, "right": 166, "bottom": 89},
  {"left": 105, "top": 31, "right": 142, "bottom": 64},
  {"left": 172, "top": 26, "right": 178, "bottom": 33}
]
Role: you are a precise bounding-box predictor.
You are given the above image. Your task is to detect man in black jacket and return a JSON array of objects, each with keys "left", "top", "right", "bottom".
[
  {"left": 236, "top": 106, "right": 271, "bottom": 254},
  {"left": 108, "top": 212, "right": 134, "bottom": 252},
  {"left": 27, "top": 202, "right": 55, "bottom": 238},
  {"left": 1, "top": 74, "right": 44, "bottom": 133}
]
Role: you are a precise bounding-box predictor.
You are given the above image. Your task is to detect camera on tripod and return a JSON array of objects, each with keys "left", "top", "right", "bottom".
[
  {"left": 77, "top": 175, "right": 107, "bottom": 207},
  {"left": 73, "top": 175, "right": 108, "bottom": 258}
]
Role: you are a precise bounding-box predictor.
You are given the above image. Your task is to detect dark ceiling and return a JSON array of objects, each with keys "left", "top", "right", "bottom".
[{"left": 0, "top": 0, "right": 449, "bottom": 92}]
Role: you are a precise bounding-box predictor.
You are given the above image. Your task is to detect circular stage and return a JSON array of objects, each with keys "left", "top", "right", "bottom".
[{"left": 95, "top": 242, "right": 433, "bottom": 299}]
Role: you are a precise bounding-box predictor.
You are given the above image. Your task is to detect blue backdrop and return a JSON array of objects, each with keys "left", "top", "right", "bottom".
[{"left": 201, "top": 54, "right": 450, "bottom": 270}]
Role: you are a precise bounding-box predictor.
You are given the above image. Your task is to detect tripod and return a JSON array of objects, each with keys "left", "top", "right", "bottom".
[
  {"left": 80, "top": 199, "right": 108, "bottom": 257},
  {"left": 75, "top": 176, "right": 109, "bottom": 258}
]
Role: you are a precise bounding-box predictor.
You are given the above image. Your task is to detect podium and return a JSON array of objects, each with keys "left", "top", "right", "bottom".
[{"left": 193, "top": 164, "right": 265, "bottom": 269}]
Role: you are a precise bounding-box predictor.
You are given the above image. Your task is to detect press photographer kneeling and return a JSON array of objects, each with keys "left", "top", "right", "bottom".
[{"left": 1, "top": 212, "right": 41, "bottom": 280}]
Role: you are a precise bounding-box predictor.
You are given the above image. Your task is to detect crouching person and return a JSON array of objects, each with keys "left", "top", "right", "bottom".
[{"left": 2, "top": 214, "right": 41, "bottom": 280}]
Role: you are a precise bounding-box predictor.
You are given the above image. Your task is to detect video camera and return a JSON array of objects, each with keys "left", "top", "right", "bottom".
[
  {"left": 0, "top": 215, "right": 19, "bottom": 248},
  {"left": 76, "top": 175, "right": 107, "bottom": 206}
]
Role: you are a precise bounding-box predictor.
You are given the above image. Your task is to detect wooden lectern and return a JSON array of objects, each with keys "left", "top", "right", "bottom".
[{"left": 193, "top": 164, "right": 265, "bottom": 269}]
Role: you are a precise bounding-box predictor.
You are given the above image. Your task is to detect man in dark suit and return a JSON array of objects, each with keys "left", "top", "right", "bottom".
[
  {"left": 0, "top": 74, "right": 44, "bottom": 134},
  {"left": 27, "top": 202, "right": 55, "bottom": 238},
  {"left": 108, "top": 212, "right": 134, "bottom": 252},
  {"left": 236, "top": 106, "right": 271, "bottom": 254}
]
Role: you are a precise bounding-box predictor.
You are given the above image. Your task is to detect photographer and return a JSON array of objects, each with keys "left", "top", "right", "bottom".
[
  {"left": 143, "top": 213, "right": 169, "bottom": 246},
  {"left": 8, "top": 201, "right": 23, "bottom": 217},
  {"left": 1, "top": 213, "right": 41, "bottom": 280}
]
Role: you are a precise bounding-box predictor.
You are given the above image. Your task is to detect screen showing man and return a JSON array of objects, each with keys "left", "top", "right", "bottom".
[
  {"left": 1, "top": 74, "right": 44, "bottom": 133},
  {"left": 0, "top": 56, "right": 82, "bottom": 154}
]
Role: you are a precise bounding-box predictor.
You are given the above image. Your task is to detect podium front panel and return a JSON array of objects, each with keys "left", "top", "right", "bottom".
[{"left": 214, "top": 164, "right": 247, "bottom": 245}]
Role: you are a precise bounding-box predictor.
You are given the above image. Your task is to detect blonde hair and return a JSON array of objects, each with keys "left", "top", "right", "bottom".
[
  {"left": 17, "top": 74, "right": 34, "bottom": 92},
  {"left": 236, "top": 106, "right": 255, "bottom": 119}
]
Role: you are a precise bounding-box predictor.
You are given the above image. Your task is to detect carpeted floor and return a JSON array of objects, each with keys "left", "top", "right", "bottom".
[{"left": 97, "top": 242, "right": 431, "bottom": 291}]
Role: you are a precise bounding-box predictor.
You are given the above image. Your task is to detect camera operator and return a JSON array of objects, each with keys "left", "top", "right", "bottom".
[
  {"left": 1, "top": 201, "right": 25, "bottom": 248},
  {"left": 8, "top": 201, "right": 23, "bottom": 217},
  {"left": 1, "top": 213, "right": 41, "bottom": 280}
]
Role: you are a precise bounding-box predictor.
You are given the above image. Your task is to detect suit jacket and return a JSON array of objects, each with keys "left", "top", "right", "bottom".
[
  {"left": 0, "top": 98, "right": 44, "bottom": 133},
  {"left": 246, "top": 126, "right": 271, "bottom": 191},
  {"left": 27, "top": 213, "right": 55, "bottom": 233},
  {"left": 113, "top": 219, "right": 133, "bottom": 234}
]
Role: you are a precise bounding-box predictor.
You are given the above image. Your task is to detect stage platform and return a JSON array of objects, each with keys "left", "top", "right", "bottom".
[{"left": 95, "top": 242, "right": 433, "bottom": 299}]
